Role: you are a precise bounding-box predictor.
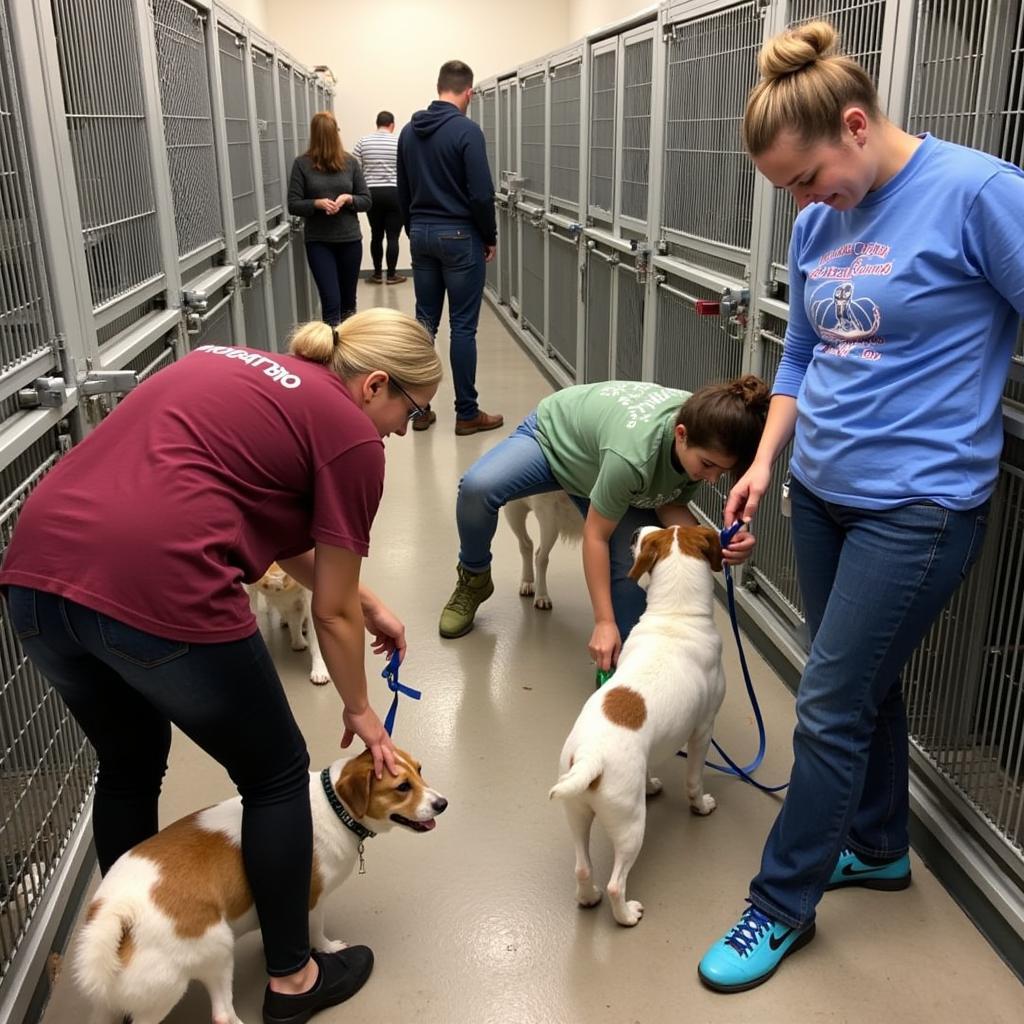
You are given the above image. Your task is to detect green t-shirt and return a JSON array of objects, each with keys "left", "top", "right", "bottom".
[{"left": 534, "top": 381, "right": 699, "bottom": 521}]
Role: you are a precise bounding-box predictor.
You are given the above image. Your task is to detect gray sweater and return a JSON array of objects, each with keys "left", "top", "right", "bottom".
[{"left": 288, "top": 154, "right": 371, "bottom": 243}]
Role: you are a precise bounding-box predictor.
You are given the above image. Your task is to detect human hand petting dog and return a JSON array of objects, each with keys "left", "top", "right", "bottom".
[{"left": 342, "top": 704, "right": 397, "bottom": 778}]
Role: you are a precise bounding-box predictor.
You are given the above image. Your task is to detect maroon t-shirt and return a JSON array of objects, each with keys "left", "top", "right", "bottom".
[{"left": 0, "top": 346, "right": 384, "bottom": 642}]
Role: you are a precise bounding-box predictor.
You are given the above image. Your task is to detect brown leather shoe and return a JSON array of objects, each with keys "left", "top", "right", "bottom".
[
  {"left": 385, "top": 274, "right": 408, "bottom": 285},
  {"left": 412, "top": 406, "right": 437, "bottom": 432},
  {"left": 454, "top": 411, "right": 504, "bottom": 436},
  {"left": 366, "top": 273, "right": 383, "bottom": 284}
]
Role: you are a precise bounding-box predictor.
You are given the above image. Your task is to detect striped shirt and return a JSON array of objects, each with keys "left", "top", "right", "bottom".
[{"left": 352, "top": 129, "right": 399, "bottom": 187}]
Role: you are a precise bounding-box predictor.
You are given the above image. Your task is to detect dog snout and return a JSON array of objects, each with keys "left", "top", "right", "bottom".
[{"left": 431, "top": 795, "right": 448, "bottom": 815}]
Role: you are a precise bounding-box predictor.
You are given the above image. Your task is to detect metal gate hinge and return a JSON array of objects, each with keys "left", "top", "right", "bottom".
[
  {"left": 79, "top": 370, "right": 139, "bottom": 398},
  {"left": 18, "top": 376, "right": 67, "bottom": 409}
]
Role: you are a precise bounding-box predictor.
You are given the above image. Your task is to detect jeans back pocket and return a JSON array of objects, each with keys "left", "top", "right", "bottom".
[
  {"left": 6, "top": 586, "right": 41, "bottom": 640},
  {"left": 98, "top": 615, "right": 189, "bottom": 669}
]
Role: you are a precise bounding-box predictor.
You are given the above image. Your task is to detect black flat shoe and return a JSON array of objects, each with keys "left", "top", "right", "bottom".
[{"left": 263, "top": 946, "right": 374, "bottom": 1024}]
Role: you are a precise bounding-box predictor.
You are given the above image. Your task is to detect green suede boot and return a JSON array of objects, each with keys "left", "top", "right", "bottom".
[{"left": 439, "top": 565, "right": 494, "bottom": 638}]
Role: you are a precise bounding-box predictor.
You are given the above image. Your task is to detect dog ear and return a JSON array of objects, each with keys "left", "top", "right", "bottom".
[
  {"left": 628, "top": 535, "right": 661, "bottom": 581},
  {"left": 697, "top": 526, "right": 723, "bottom": 572},
  {"left": 336, "top": 752, "right": 375, "bottom": 819}
]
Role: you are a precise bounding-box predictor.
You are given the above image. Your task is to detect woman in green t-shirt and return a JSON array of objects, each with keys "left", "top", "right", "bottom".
[{"left": 438, "top": 376, "right": 770, "bottom": 670}]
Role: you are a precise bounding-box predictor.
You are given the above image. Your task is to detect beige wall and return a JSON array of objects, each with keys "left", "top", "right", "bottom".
[
  {"left": 265, "top": 0, "right": 572, "bottom": 271},
  {"left": 222, "top": 0, "right": 272, "bottom": 35},
  {"left": 567, "top": 0, "right": 656, "bottom": 40}
]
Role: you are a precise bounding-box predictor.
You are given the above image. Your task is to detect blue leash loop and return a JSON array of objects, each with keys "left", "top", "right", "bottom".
[
  {"left": 676, "top": 521, "right": 788, "bottom": 794},
  {"left": 381, "top": 650, "right": 421, "bottom": 736}
]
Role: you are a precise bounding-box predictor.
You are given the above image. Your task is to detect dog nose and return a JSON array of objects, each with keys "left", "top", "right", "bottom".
[{"left": 432, "top": 797, "right": 448, "bottom": 815}]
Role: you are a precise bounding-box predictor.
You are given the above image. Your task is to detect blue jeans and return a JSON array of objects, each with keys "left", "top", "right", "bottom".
[
  {"left": 749, "top": 479, "right": 989, "bottom": 928},
  {"left": 410, "top": 221, "right": 486, "bottom": 420},
  {"left": 305, "top": 238, "right": 362, "bottom": 325},
  {"left": 5, "top": 587, "right": 315, "bottom": 977},
  {"left": 456, "top": 412, "right": 659, "bottom": 640}
]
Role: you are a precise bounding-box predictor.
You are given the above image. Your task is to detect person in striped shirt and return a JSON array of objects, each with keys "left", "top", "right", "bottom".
[{"left": 352, "top": 112, "right": 406, "bottom": 285}]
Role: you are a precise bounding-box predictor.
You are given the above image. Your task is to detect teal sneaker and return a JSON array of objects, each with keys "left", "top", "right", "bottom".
[
  {"left": 698, "top": 905, "right": 815, "bottom": 993},
  {"left": 825, "top": 848, "right": 911, "bottom": 891}
]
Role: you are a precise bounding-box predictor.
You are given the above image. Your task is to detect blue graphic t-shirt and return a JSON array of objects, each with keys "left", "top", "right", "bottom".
[{"left": 774, "top": 133, "right": 1024, "bottom": 510}]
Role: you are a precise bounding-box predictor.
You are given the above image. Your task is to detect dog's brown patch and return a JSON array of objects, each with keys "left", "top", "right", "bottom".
[
  {"left": 309, "top": 853, "right": 324, "bottom": 910},
  {"left": 602, "top": 686, "right": 647, "bottom": 730},
  {"left": 676, "top": 525, "right": 723, "bottom": 572},
  {"left": 135, "top": 813, "right": 253, "bottom": 938},
  {"left": 116, "top": 921, "right": 135, "bottom": 966},
  {"left": 627, "top": 529, "right": 676, "bottom": 581},
  {"left": 85, "top": 898, "right": 102, "bottom": 924}
]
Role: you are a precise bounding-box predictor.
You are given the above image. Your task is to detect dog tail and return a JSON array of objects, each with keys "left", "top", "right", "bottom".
[
  {"left": 549, "top": 752, "right": 604, "bottom": 800},
  {"left": 74, "top": 896, "right": 139, "bottom": 1002}
]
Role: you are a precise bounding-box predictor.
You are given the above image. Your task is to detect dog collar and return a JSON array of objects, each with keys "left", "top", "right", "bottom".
[{"left": 320, "top": 767, "right": 376, "bottom": 872}]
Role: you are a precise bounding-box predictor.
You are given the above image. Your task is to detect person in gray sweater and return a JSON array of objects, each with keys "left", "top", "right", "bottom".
[{"left": 288, "top": 111, "right": 372, "bottom": 325}]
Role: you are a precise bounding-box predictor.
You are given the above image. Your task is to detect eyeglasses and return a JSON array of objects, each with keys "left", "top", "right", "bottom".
[{"left": 390, "top": 378, "right": 427, "bottom": 422}]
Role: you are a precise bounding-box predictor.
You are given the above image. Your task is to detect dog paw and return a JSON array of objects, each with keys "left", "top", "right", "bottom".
[
  {"left": 533, "top": 595, "right": 553, "bottom": 610},
  {"left": 689, "top": 793, "right": 717, "bottom": 816},
  {"left": 291, "top": 639, "right": 309, "bottom": 652},
  {"left": 309, "top": 666, "right": 330, "bottom": 686},
  {"left": 315, "top": 938, "right": 349, "bottom": 953},
  {"left": 614, "top": 900, "right": 644, "bottom": 927},
  {"left": 576, "top": 884, "right": 602, "bottom": 907},
  {"left": 645, "top": 776, "right": 663, "bottom": 796},
  {"left": 519, "top": 580, "right": 535, "bottom": 596}
]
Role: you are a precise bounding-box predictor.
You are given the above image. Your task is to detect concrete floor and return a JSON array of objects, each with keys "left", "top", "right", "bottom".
[{"left": 41, "top": 283, "right": 1023, "bottom": 1023}]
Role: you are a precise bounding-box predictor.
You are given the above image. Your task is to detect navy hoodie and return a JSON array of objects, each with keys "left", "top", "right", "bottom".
[{"left": 397, "top": 101, "right": 497, "bottom": 245}]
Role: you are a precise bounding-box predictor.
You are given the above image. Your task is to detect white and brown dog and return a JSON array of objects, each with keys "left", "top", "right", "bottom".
[
  {"left": 549, "top": 524, "right": 725, "bottom": 927},
  {"left": 75, "top": 748, "right": 446, "bottom": 1024},
  {"left": 246, "top": 563, "right": 329, "bottom": 686},
  {"left": 504, "top": 490, "right": 583, "bottom": 610}
]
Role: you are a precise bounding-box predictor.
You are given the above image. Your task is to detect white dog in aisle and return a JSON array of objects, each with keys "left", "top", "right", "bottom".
[
  {"left": 549, "top": 524, "right": 726, "bottom": 927},
  {"left": 503, "top": 490, "right": 583, "bottom": 610},
  {"left": 246, "top": 563, "right": 330, "bottom": 685}
]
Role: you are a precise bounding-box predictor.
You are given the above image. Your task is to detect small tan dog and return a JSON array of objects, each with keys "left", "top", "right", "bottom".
[
  {"left": 75, "top": 748, "right": 447, "bottom": 1024},
  {"left": 550, "top": 525, "right": 725, "bottom": 927},
  {"left": 247, "top": 563, "right": 329, "bottom": 685},
  {"left": 504, "top": 490, "right": 583, "bottom": 609}
]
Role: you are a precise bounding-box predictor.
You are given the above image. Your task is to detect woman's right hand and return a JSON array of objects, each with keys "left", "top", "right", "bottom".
[
  {"left": 589, "top": 620, "right": 621, "bottom": 672},
  {"left": 725, "top": 461, "right": 773, "bottom": 527},
  {"left": 341, "top": 704, "right": 398, "bottom": 778},
  {"left": 314, "top": 197, "right": 340, "bottom": 215}
]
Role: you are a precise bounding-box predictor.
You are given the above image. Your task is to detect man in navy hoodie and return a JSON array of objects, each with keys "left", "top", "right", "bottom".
[{"left": 398, "top": 60, "right": 502, "bottom": 436}]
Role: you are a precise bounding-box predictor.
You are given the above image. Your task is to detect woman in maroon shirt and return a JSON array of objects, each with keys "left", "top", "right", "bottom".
[{"left": 1, "top": 308, "right": 441, "bottom": 1022}]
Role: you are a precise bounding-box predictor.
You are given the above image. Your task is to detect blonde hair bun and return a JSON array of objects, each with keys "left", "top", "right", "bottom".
[{"left": 759, "top": 21, "right": 839, "bottom": 81}]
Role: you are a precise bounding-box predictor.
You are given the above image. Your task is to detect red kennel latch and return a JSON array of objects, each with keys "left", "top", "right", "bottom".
[{"left": 694, "top": 300, "right": 721, "bottom": 316}]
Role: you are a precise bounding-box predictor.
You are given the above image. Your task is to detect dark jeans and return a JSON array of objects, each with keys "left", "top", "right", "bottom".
[
  {"left": 409, "top": 221, "right": 486, "bottom": 420},
  {"left": 749, "top": 479, "right": 988, "bottom": 928},
  {"left": 367, "top": 186, "right": 402, "bottom": 277},
  {"left": 6, "top": 586, "right": 315, "bottom": 977},
  {"left": 305, "top": 238, "right": 362, "bottom": 325}
]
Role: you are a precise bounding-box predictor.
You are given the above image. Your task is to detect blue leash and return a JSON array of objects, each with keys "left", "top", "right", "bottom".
[
  {"left": 381, "top": 650, "right": 421, "bottom": 736},
  {"left": 676, "top": 521, "right": 788, "bottom": 794}
]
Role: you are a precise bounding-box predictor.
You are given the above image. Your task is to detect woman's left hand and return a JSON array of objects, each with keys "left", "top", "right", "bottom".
[
  {"left": 363, "top": 596, "right": 407, "bottom": 662},
  {"left": 722, "top": 527, "right": 755, "bottom": 567},
  {"left": 336, "top": 193, "right": 353, "bottom": 207}
]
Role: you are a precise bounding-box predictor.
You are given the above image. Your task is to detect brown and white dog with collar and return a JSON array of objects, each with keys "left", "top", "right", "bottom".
[
  {"left": 550, "top": 524, "right": 725, "bottom": 927},
  {"left": 74, "top": 748, "right": 446, "bottom": 1024}
]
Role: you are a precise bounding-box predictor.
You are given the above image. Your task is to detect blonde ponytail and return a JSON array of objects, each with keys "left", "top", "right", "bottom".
[
  {"left": 743, "top": 21, "right": 880, "bottom": 156},
  {"left": 287, "top": 309, "right": 443, "bottom": 389}
]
